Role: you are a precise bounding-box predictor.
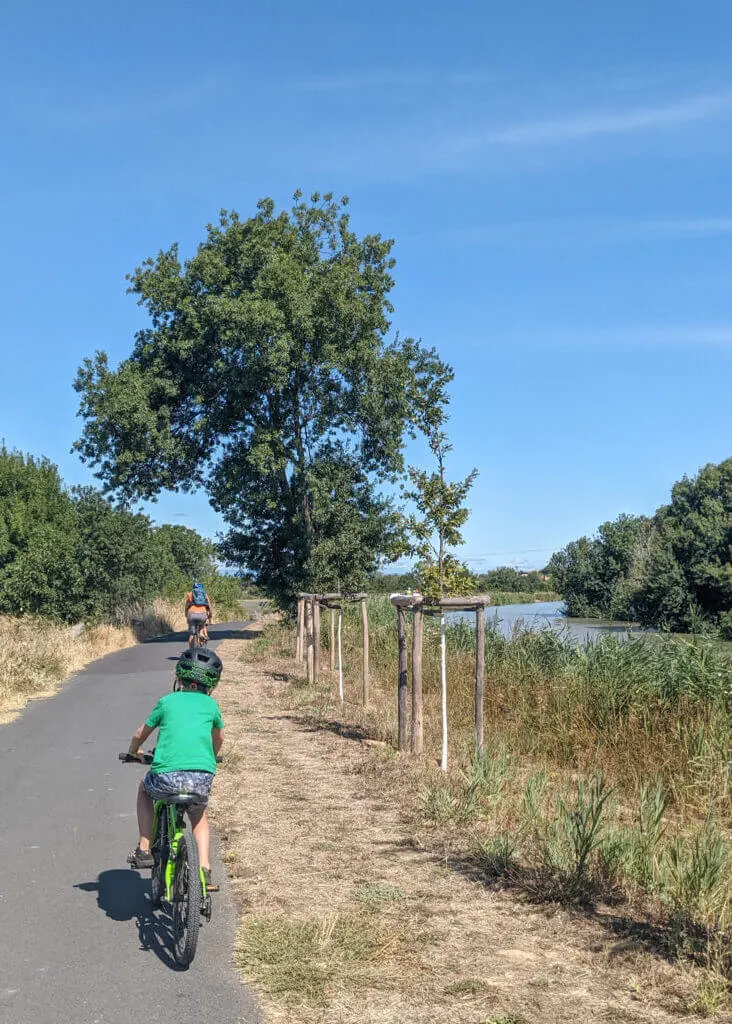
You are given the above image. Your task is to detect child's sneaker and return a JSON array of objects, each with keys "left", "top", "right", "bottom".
[
  {"left": 128, "top": 846, "right": 154, "bottom": 869},
  {"left": 202, "top": 867, "right": 219, "bottom": 892}
]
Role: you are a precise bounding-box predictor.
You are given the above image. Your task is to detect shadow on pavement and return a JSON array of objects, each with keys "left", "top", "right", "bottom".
[
  {"left": 75, "top": 869, "right": 185, "bottom": 971},
  {"left": 142, "top": 626, "right": 258, "bottom": 645}
]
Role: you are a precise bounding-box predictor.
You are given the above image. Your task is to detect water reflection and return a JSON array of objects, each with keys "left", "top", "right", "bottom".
[{"left": 451, "top": 601, "right": 646, "bottom": 645}]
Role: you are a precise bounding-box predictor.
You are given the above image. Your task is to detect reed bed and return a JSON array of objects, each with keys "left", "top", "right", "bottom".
[{"left": 266, "top": 596, "right": 731, "bottom": 1006}]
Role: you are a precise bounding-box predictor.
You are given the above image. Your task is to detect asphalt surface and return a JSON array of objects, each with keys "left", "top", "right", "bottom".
[{"left": 0, "top": 622, "right": 261, "bottom": 1024}]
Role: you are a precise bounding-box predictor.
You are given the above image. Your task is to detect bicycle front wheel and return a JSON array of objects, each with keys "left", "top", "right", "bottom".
[{"left": 172, "top": 830, "right": 201, "bottom": 967}]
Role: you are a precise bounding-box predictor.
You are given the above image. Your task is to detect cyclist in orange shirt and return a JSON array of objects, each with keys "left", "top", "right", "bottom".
[{"left": 185, "top": 581, "right": 213, "bottom": 645}]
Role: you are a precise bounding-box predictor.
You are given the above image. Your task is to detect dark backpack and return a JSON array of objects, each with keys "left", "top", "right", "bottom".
[{"left": 192, "top": 582, "right": 208, "bottom": 606}]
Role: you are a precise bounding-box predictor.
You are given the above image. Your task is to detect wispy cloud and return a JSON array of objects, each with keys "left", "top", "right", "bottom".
[
  {"left": 415, "top": 89, "right": 732, "bottom": 173},
  {"left": 485, "top": 92, "right": 732, "bottom": 147}
]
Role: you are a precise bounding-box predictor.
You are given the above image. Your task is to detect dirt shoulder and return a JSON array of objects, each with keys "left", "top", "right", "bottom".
[{"left": 212, "top": 625, "right": 724, "bottom": 1024}]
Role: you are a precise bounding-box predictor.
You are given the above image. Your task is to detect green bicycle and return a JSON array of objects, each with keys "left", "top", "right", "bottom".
[{"left": 120, "top": 752, "right": 214, "bottom": 967}]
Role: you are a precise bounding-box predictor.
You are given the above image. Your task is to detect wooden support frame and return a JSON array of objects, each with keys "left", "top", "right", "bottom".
[
  {"left": 390, "top": 594, "right": 491, "bottom": 762},
  {"left": 296, "top": 592, "right": 369, "bottom": 704}
]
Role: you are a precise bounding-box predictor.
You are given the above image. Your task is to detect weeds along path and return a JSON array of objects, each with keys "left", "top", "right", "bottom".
[{"left": 212, "top": 627, "right": 713, "bottom": 1024}]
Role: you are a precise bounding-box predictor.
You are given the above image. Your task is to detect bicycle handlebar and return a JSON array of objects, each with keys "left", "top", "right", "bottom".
[{"left": 118, "top": 752, "right": 223, "bottom": 764}]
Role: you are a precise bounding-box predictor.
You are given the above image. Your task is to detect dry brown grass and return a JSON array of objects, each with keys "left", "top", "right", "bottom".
[
  {"left": 0, "top": 598, "right": 187, "bottom": 722},
  {"left": 210, "top": 623, "right": 724, "bottom": 1024}
]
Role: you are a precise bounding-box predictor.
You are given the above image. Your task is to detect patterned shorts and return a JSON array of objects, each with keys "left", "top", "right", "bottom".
[{"left": 143, "top": 770, "right": 214, "bottom": 803}]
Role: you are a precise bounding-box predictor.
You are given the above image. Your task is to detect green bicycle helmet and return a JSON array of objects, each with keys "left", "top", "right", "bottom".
[{"left": 175, "top": 647, "right": 222, "bottom": 690}]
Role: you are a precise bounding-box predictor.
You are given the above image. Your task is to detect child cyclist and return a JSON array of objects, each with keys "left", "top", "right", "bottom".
[{"left": 127, "top": 647, "right": 224, "bottom": 891}]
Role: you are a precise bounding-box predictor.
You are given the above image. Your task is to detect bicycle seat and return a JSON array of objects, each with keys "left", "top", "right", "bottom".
[{"left": 164, "top": 793, "right": 208, "bottom": 807}]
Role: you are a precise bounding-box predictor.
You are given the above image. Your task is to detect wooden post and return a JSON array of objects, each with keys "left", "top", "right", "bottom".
[
  {"left": 296, "top": 597, "right": 304, "bottom": 661},
  {"left": 306, "top": 599, "right": 314, "bottom": 684},
  {"left": 329, "top": 608, "right": 335, "bottom": 671},
  {"left": 411, "top": 603, "right": 424, "bottom": 754},
  {"left": 397, "top": 604, "right": 408, "bottom": 752},
  {"left": 313, "top": 599, "right": 321, "bottom": 681},
  {"left": 361, "top": 596, "right": 369, "bottom": 706},
  {"left": 475, "top": 605, "right": 485, "bottom": 756}
]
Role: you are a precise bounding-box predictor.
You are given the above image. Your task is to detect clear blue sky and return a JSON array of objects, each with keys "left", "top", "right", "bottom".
[{"left": 2, "top": 1, "right": 731, "bottom": 572}]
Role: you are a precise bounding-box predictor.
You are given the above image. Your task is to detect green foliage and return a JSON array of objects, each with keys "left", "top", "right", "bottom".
[
  {"left": 73, "top": 488, "right": 177, "bottom": 619},
  {"left": 406, "top": 409, "right": 478, "bottom": 600},
  {"left": 663, "top": 822, "right": 728, "bottom": 925},
  {"left": 475, "top": 566, "right": 553, "bottom": 593},
  {"left": 0, "top": 446, "right": 238, "bottom": 623},
  {"left": 549, "top": 459, "right": 732, "bottom": 634},
  {"left": 548, "top": 514, "right": 652, "bottom": 619},
  {"left": 416, "top": 554, "right": 476, "bottom": 602},
  {"left": 74, "top": 192, "right": 451, "bottom": 604},
  {"left": 156, "top": 524, "right": 215, "bottom": 581},
  {"left": 635, "top": 460, "right": 732, "bottom": 635}
]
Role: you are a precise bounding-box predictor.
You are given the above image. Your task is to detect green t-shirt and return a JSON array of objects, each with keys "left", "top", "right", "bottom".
[{"left": 145, "top": 691, "right": 224, "bottom": 775}]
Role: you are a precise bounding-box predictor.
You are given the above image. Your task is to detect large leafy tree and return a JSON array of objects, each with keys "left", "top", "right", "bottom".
[
  {"left": 0, "top": 448, "right": 82, "bottom": 618},
  {"left": 73, "top": 488, "right": 178, "bottom": 619},
  {"left": 635, "top": 459, "right": 732, "bottom": 634},
  {"left": 155, "top": 524, "right": 216, "bottom": 582},
  {"left": 74, "top": 192, "right": 448, "bottom": 602},
  {"left": 548, "top": 514, "right": 651, "bottom": 619},
  {"left": 0, "top": 446, "right": 232, "bottom": 622},
  {"left": 549, "top": 459, "right": 732, "bottom": 634}
]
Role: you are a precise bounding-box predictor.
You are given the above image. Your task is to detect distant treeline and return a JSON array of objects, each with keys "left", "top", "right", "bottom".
[
  {"left": 369, "top": 566, "right": 553, "bottom": 595},
  {"left": 0, "top": 448, "right": 242, "bottom": 623},
  {"left": 548, "top": 458, "right": 732, "bottom": 637}
]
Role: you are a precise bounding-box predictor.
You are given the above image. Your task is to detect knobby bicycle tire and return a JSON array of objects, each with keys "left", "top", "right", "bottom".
[
  {"left": 151, "top": 805, "right": 169, "bottom": 908},
  {"left": 172, "top": 829, "right": 201, "bottom": 967}
]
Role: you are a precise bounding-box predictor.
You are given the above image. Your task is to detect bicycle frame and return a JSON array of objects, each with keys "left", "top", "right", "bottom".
[{"left": 152, "top": 800, "right": 209, "bottom": 904}]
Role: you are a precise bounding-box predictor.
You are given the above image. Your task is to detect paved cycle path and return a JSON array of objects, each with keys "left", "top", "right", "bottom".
[{"left": 0, "top": 623, "right": 261, "bottom": 1024}]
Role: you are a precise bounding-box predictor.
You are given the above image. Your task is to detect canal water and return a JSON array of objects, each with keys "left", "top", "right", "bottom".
[{"left": 451, "top": 600, "right": 646, "bottom": 644}]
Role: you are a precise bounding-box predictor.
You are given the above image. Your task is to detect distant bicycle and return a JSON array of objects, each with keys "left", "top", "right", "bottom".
[
  {"left": 120, "top": 752, "right": 219, "bottom": 966},
  {"left": 189, "top": 619, "right": 208, "bottom": 649}
]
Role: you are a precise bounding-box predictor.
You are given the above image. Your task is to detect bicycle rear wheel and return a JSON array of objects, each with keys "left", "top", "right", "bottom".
[
  {"left": 172, "top": 829, "right": 201, "bottom": 967},
  {"left": 151, "top": 805, "right": 169, "bottom": 908}
]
